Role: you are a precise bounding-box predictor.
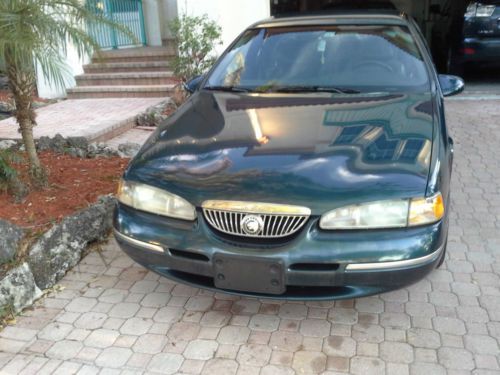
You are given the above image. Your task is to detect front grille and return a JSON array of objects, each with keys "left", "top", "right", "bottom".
[{"left": 202, "top": 201, "right": 311, "bottom": 239}]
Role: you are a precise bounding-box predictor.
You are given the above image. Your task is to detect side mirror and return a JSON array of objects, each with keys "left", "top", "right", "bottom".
[
  {"left": 183, "top": 75, "right": 204, "bottom": 94},
  {"left": 439, "top": 74, "right": 465, "bottom": 97}
]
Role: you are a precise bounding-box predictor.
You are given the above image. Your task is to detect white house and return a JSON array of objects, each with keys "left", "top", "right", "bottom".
[
  {"left": 38, "top": 0, "right": 466, "bottom": 99},
  {"left": 37, "top": 0, "right": 270, "bottom": 98}
]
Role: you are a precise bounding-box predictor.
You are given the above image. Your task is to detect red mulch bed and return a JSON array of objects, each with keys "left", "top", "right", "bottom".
[
  {"left": 0, "top": 89, "right": 49, "bottom": 103},
  {"left": 0, "top": 152, "right": 128, "bottom": 230},
  {"left": 0, "top": 91, "right": 10, "bottom": 102}
]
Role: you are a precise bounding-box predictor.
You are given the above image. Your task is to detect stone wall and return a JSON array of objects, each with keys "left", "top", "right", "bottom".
[
  {"left": 0, "top": 196, "right": 116, "bottom": 314},
  {"left": 0, "top": 134, "right": 142, "bottom": 159}
]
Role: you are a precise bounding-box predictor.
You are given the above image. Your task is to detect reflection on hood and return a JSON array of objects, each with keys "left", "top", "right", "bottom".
[{"left": 129, "top": 90, "right": 435, "bottom": 213}]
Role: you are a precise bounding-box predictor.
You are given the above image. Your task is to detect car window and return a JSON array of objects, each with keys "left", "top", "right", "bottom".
[{"left": 206, "top": 25, "right": 430, "bottom": 93}]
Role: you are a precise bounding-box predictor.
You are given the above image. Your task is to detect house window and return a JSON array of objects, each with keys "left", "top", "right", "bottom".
[
  {"left": 399, "top": 139, "right": 425, "bottom": 162},
  {"left": 333, "top": 125, "right": 367, "bottom": 145},
  {"left": 366, "top": 134, "right": 399, "bottom": 162}
]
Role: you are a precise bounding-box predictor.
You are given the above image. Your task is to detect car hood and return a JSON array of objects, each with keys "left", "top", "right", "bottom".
[{"left": 127, "top": 91, "right": 435, "bottom": 214}]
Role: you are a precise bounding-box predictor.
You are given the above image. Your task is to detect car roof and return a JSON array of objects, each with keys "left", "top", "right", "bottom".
[{"left": 252, "top": 11, "right": 408, "bottom": 29}]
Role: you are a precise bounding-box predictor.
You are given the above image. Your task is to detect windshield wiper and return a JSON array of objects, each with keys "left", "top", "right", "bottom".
[
  {"left": 203, "top": 85, "right": 361, "bottom": 94},
  {"left": 203, "top": 86, "right": 252, "bottom": 93},
  {"left": 258, "top": 86, "right": 361, "bottom": 94}
]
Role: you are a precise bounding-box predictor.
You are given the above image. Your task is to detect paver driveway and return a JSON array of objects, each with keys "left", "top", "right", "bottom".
[{"left": 0, "top": 99, "right": 499, "bottom": 375}]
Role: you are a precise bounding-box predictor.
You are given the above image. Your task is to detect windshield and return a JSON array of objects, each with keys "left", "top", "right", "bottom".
[{"left": 205, "top": 25, "right": 430, "bottom": 93}]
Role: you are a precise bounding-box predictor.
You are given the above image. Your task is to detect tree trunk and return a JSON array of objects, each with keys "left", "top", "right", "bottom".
[
  {"left": 5, "top": 52, "right": 48, "bottom": 188},
  {"left": 19, "top": 118, "right": 47, "bottom": 186}
]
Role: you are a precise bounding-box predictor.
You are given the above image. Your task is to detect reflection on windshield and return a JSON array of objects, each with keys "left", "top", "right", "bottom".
[
  {"left": 206, "top": 25, "right": 430, "bottom": 93},
  {"left": 223, "top": 52, "right": 245, "bottom": 87}
]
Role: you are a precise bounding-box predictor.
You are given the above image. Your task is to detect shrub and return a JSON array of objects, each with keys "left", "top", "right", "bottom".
[
  {"left": 0, "top": 57, "right": 5, "bottom": 74},
  {"left": 170, "top": 14, "right": 222, "bottom": 82},
  {"left": 0, "top": 150, "right": 28, "bottom": 201},
  {"left": 0, "top": 150, "right": 17, "bottom": 186}
]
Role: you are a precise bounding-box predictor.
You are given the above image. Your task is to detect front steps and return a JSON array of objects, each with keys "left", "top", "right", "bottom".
[
  {"left": 67, "top": 85, "right": 175, "bottom": 99},
  {"left": 83, "top": 61, "right": 171, "bottom": 73},
  {"left": 76, "top": 72, "right": 177, "bottom": 87},
  {"left": 92, "top": 46, "right": 176, "bottom": 63},
  {"left": 68, "top": 47, "right": 178, "bottom": 99}
]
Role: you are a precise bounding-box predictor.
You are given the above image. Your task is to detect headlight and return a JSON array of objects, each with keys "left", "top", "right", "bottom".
[
  {"left": 319, "top": 193, "right": 444, "bottom": 230},
  {"left": 117, "top": 180, "right": 196, "bottom": 221}
]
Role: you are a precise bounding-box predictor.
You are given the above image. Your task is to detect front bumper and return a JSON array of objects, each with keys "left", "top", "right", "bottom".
[{"left": 114, "top": 204, "right": 447, "bottom": 300}]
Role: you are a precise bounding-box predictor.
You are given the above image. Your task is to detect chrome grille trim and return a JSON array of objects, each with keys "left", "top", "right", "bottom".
[{"left": 202, "top": 200, "right": 311, "bottom": 238}]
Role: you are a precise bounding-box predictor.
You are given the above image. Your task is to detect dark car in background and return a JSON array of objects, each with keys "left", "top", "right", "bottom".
[
  {"left": 448, "top": 1, "right": 500, "bottom": 74},
  {"left": 114, "top": 11, "right": 464, "bottom": 300}
]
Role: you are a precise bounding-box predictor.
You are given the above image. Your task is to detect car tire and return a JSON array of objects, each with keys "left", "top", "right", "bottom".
[{"left": 436, "top": 238, "right": 447, "bottom": 268}]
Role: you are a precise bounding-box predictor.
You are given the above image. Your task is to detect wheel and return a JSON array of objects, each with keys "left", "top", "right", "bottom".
[{"left": 436, "top": 239, "right": 447, "bottom": 268}]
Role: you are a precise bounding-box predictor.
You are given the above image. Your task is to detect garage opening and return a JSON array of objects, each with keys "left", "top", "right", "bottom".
[{"left": 269, "top": 0, "right": 473, "bottom": 73}]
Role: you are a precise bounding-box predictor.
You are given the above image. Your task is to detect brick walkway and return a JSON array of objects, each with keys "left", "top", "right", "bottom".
[
  {"left": 106, "top": 128, "right": 155, "bottom": 150},
  {"left": 0, "top": 98, "right": 163, "bottom": 142},
  {"left": 0, "top": 99, "right": 499, "bottom": 375}
]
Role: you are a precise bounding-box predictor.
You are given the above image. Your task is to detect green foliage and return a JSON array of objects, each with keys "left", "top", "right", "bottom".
[
  {"left": 0, "top": 150, "right": 17, "bottom": 187},
  {"left": 0, "top": 0, "right": 134, "bottom": 189},
  {"left": 169, "top": 14, "right": 222, "bottom": 82},
  {"left": 0, "top": 0, "right": 135, "bottom": 90},
  {"left": 0, "top": 150, "right": 28, "bottom": 201},
  {"left": 0, "top": 297, "right": 16, "bottom": 328}
]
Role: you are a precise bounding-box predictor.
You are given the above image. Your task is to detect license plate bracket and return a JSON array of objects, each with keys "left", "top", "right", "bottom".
[{"left": 212, "top": 254, "right": 285, "bottom": 295}]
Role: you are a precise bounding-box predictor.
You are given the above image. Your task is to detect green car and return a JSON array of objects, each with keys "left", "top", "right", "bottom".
[{"left": 114, "top": 10, "right": 463, "bottom": 299}]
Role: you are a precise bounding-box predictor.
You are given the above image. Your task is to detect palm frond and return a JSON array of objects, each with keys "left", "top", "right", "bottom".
[{"left": 0, "top": 0, "right": 137, "bottom": 89}]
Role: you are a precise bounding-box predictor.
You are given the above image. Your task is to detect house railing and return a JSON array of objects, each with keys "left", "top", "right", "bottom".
[{"left": 86, "top": 0, "right": 147, "bottom": 49}]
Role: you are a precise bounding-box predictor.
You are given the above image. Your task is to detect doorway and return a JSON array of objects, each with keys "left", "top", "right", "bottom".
[{"left": 86, "top": 0, "right": 147, "bottom": 49}]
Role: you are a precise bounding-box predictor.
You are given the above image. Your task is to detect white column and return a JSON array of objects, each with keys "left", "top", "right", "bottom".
[
  {"left": 160, "top": 0, "right": 179, "bottom": 39},
  {"left": 143, "top": 0, "right": 164, "bottom": 46}
]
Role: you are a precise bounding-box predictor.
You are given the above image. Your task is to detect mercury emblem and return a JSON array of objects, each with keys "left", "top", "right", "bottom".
[{"left": 241, "top": 215, "right": 264, "bottom": 235}]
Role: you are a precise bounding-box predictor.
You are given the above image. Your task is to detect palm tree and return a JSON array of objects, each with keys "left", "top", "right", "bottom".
[{"left": 0, "top": 0, "right": 131, "bottom": 188}]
